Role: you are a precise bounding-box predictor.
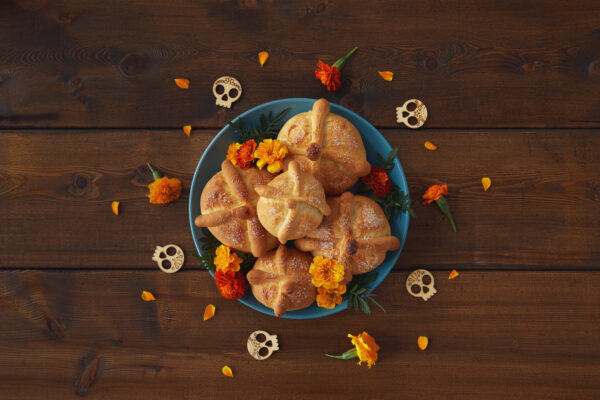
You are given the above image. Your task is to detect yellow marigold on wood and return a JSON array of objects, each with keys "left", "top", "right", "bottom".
[
  {"left": 148, "top": 177, "right": 182, "bottom": 204},
  {"left": 316, "top": 285, "right": 346, "bottom": 309},
  {"left": 254, "top": 139, "right": 288, "bottom": 173},
  {"left": 214, "top": 244, "right": 242, "bottom": 273},
  {"left": 309, "top": 256, "right": 345, "bottom": 290},
  {"left": 348, "top": 331, "right": 380, "bottom": 368}
]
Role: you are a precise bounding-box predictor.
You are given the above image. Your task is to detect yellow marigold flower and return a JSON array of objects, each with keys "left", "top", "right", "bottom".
[
  {"left": 309, "top": 256, "right": 345, "bottom": 290},
  {"left": 147, "top": 177, "right": 182, "bottom": 204},
  {"left": 316, "top": 285, "right": 346, "bottom": 309},
  {"left": 254, "top": 139, "right": 288, "bottom": 174},
  {"left": 348, "top": 331, "right": 380, "bottom": 368},
  {"left": 214, "top": 244, "right": 242, "bottom": 273}
]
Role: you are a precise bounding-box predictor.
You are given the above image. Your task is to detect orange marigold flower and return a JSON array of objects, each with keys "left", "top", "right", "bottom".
[
  {"left": 315, "top": 61, "right": 341, "bottom": 92},
  {"left": 316, "top": 285, "right": 347, "bottom": 309},
  {"left": 254, "top": 139, "right": 288, "bottom": 173},
  {"left": 226, "top": 140, "right": 257, "bottom": 170},
  {"left": 348, "top": 331, "right": 380, "bottom": 368},
  {"left": 361, "top": 166, "right": 391, "bottom": 197},
  {"left": 309, "top": 256, "right": 345, "bottom": 290},
  {"left": 422, "top": 184, "right": 448, "bottom": 204},
  {"left": 214, "top": 244, "right": 242, "bottom": 273},
  {"left": 215, "top": 269, "right": 248, "bottom": 300},
  {"left": 148, "top": 176, "right": 182, "bottom": 204}
]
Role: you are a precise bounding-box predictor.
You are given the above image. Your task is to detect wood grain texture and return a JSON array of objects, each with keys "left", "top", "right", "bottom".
[
  {"left": 0, "top": 270, "right": 598, "bottom": 400},
  {"left": 1, "top": 0, "right": 600, "bottom": 128},
  {"left": 1, "top": 129, "right": 598, "bottom": 269}
]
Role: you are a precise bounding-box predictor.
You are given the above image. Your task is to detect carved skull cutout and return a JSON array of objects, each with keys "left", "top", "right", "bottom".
[
  {"left": 396, "top": 99, "right": 428, "bottom": 129},
  {"left": 152, "top": 244, "right": 184, "bottom": 273},
  {"left": 213, "top": 76, "right": 242, "bottom": 108},
  {"left": 406, "top": 269, "right": 437, "bottom": 301},
  {"left": 247, "top": 330, "right": 279, "bottom": 360}
]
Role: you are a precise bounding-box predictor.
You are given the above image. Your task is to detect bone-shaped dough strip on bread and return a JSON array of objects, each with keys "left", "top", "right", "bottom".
[
  {"left": 321, "top": 149, "right": 372, "bottom": 177},
  {"left": 254, "top": 182, "right": 331, "bottom": 216},
  {"left": 355, "top": 236, "right": 401, "bottom": 252},
  {"left": 220, "top": 159, "right": 251, "bottom": 204},
  {"left": 307, "top": 98, "right": 329, "bottom": 159},
  {"left": 194, "top": 205, "right": 250, "bottom": 227}
]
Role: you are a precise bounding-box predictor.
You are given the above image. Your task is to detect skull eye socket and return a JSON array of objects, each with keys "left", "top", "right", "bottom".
[
  {"left": 406, "top": 102, "right": 417, "bottom": 111},
  {"left": 258, "top": 347, "right": 269, "bottom": 357},
  {"left": 162, "top": 259, "right": 172, "bottom": 269},
  {"left": 228, "top": 88, "right": 239, "bottom": 98},
  {"left": 166, "top": 246, "right": 177, "bottom": 256},
  {"left": 408, "top": 116, "right": 419, "bottom": 126},
  {"left": 411, "top": 284, "right": 421, "bottom": 294},
  {"left": 256, "top": 333, "right": 266, "bottom": 342},
  {"left": 422, "top": 274, "right": 432, "bottom": 285},
  {"left": 215, "top": 84, "right": 225, "bottom": 95}
]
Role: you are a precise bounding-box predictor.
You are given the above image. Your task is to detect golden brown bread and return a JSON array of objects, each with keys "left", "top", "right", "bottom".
[
  {"left": 194, "top": 160, "right": 278, "bottom": 257},
  {"left": 246, "top": 245, "right": 317, "bottom": 317},
  {"left": 277, "top": 98, "right": 371, "bottom": 195},
  {"left": 295, "top": 192, "right": 400, "bottom": 281},
  {"left": 255, "top": 160, "right": 331, "bottom": 244}
]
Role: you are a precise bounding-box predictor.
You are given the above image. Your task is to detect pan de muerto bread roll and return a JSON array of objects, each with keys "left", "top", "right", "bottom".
[
  {"left": 277, "top": 98, "right": 371, "bottom": 195},
  {"left": 247, "top": 245, "right": 317, "bottom": 317},
  {"left": 194, "top": 160, "right": 278, "bottom": 257}
]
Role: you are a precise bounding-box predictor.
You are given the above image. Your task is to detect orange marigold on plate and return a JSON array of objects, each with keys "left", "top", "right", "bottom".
[
  {"left": 214, "top": 244, "right": 242, "bottom": 273},
  {"left": 226, "top": 140, "right": 257, "bottom": 170},
  {"left": 254, "top": 139, "right": 288, "bottom": 173},
  {"left": 361, "top": 166, "right": 391, "bottom": 197},
  {"left": 215, "top": 269, "right": 248, "bottom": 300},
  {"left": 309, "top": 256, "right": 345, "bottom": 290},
  {"left": 316, "top": 285, "right": 347, "bottom": 309}
]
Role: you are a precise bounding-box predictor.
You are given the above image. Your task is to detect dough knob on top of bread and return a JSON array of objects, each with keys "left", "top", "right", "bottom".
[
  {"left": 295, "top": 192, "right": 400, "bottom": 281},
  {"left": 255, "top": 160, "right": 330, "bottom": 244},
  {"left": 247, "top": 245, "right": 317, "bottom": 317},
  {"left": 194, "top": 160, "right": 278, "bottom": 257},
  {"left": 277, "top": 98, "right": 371, "bottom": 195}
]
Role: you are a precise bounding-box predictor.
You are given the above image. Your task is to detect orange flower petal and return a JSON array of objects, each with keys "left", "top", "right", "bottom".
[
  {"left": 174, "top": 78, "right": 189, "bottom": 89},
  {"left": 183, "top": 125, "right": 191, "bottom": 136},
  {"left": 448, "top": 269, "right": 460, "bottom": 280},
  {"left": 141, "top": 290, "right": 156, "bottom": 301},
  {"left": 378, "top": 71, "right": 394, "bottom": 81},
  {"left": 424, "top": 141, "right": 437, "bottom": 151},
  {"left": 203, "top": 304, "right": 216, "bottom": 321},
  {"left": 222, "top": 365, "right": 233, "bottom": 377},
  {"left": 481, "top": 177, "right": 491, "bottom": 192},
  {"left": 258, "top": 51, "right": 269, "bottom": 67},
  {"left": 111, "top": 201, "right": 120, "bottom": 216},
  {"left": 417, "top": 336, "right": 429, "bottom": 351}
]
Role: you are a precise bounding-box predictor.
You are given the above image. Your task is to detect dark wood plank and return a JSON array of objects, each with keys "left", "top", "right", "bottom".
[
  {"left": 1, "top": 0, "right": 600, "bottom": 128},
  {"left": 0, "top": 270, "right": 598, "bottom": 399},
  {"left": 1, "top": 129, "right": 598, "bottom": 269}
]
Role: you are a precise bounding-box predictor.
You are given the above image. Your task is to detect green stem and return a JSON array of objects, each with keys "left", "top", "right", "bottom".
[
  {"left": 147, "top": 163, "right": 162, "bottom": 180},
  {"left": 332, "top": 47, "right": 358, "bottom": 71},
  {"left": 435, "top": 196, "right": 457, "bottom": 232},
  {"left": 325, "top": 348, "right": 357, "bottom": 360}
]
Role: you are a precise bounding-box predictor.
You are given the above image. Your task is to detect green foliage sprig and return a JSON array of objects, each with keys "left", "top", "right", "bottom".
[
  {"left": 228, "top": 108, "right": 291, "bottom": 143},
  {"left": 345, "top": 272, "right": 386, "bottom": 315}
]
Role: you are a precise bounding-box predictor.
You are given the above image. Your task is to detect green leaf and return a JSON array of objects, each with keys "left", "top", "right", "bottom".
[
  {"left": 325, "top": 348, "right": 358, "bottom": 360},
  {"left": 358, "top": 296, "right": 371, "bottom": 315},
  {"left": 366, "top": 295, "right": 387, "bottom": 313},
  {"left": 435, "top": 196, "right": 457, "bottom": 232}
]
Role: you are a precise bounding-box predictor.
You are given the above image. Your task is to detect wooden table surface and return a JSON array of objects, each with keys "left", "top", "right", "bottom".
[{"left": 1, "top": 1, "right": 600, "bottom": 399}]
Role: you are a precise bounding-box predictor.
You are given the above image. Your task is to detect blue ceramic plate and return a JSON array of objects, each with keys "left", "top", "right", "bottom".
[{"left": 189, "top": 98, "right": 410, "bottom": 319}]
